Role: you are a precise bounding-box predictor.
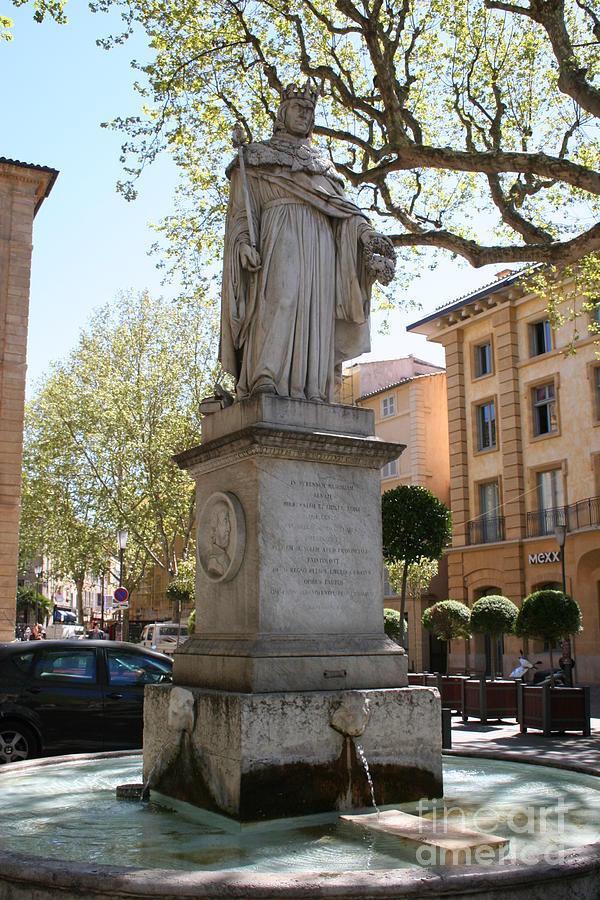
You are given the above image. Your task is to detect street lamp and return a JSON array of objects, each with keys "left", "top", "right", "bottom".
[
  {"left": 117, "top": 528, "right": 128, "bottom": 640},
  {"left": 554, "top": 523, "right": 567, "bottom": 594},
  {"left": 33, "top": 563, "right": 42, "bottom": 626},
  {"left": 100, "top": 570, "right": 105, "bottom": 631},
  {"left": 554, "top": 522, "right": 575, "bottom": 684}
]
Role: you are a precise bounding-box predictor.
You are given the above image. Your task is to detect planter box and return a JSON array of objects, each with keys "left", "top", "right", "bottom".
[
  {"left": 518, "top": 684, "right": 591, "bottom": 736},
  {"left": 424, "top": 674, "right": 469, "bottom": 713},
  {"left": 406, "top": 675, "right": 452, "bottom": 748},
  {"left": 461, "top": 678, "right": 517, "bottom": 723}
]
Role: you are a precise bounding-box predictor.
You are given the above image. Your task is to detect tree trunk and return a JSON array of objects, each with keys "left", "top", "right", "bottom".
[
  {"left": 75, "top": 575, "right": 85, "bottom": 625},
  {"left": 400, "top": 560, "right": 409, "bottom": 652},
  {"left": 490, "top": 633, "right": 497, "bottom": 681},
  {"left": 549, "top": 642, "right": 555, "bottom": 688}
]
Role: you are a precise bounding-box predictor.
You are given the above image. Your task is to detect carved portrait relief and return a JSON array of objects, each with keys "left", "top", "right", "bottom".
[{"left": 197, "top": 491, "right": 246, "bottom": 582}]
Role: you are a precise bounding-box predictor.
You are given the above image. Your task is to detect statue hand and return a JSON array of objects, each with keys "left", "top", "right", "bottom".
[
  {"left": 361, "top": 231, "right": 396, "bottom": 286},
  {"left": 240, "top": 243, "right": 262, "bottom": 272},
  {"left": 361, "top": 230, "right": 394, "bottom": 256}
]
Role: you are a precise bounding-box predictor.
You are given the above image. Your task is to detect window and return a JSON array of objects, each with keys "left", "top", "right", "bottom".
[
  {"left": 475, "top": 341, "right": 492, "bottom": 377},
  {"left": 107, "top": 650, "right": 172, "bottom": 686},
  {"left": 533, "top": 382, "right": 557, "bottom": 435},
  {"left": 595, "top": 368, "right": 600, "bottom": 419},
  {"left": 5, "top": 652, "right": 35, "bottom": 678},
  {"left": 530, "top": 319, "right": 552, "bottom": 356},
  {"left": 383, "top": 566, "right": 399, "bottom": 597},
  {"left": 476, "top": 401, "right": 496, "bottom": 450},
  {"left": 537, "top": 469, "right": 564, "bottom": 511},
  {"left": 589, "top": 303, "right": 600, "bottom": 333},
  {"left": 381, "top": 395, "right": 395, "bottom": 418},
  {"left": 535, "top": 468, "right": 564, "bottom": 535},
  {"left": 479, "top": 481, "right": 501, "bottom": 542},
  {"left": 381, "top": 459, "right": 398, "bottom": 479},
  {"left": 33, "top": 649, "right": 97, "bottom": 682}
]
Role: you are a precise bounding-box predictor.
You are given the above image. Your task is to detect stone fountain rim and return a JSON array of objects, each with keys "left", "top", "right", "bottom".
[{"left": 1, "top": 750, "right": 599, "bottom": 899}]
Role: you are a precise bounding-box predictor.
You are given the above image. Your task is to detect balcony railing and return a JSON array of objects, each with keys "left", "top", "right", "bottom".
[
  {"left": 466, "top": 516, "right": 506, "bottom": 545},
  {"left": 526, "top": 495, "right": 600, "bottom": 538}
]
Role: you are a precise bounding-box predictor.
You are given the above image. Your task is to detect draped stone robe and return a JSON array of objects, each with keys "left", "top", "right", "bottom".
[{"left": 220, "top": 138, "right": 375, "bottom": 402}]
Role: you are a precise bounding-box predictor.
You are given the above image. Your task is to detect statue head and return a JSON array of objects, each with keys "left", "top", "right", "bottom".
[
  {"left": 210, "top": 501, "right": 231, "bottom": 551},
  {"left": 274, "top": 80, "right": 320, "bottom": 138}
]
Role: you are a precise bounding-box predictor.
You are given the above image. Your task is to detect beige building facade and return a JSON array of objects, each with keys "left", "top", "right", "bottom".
[
  {"left": 0, "top": 158, "right": 56, "bottom": 642},
  {"left": 410, "top": 270, "right": 600, "bottom": 682},
  {"left": 341, "top": 357, "right": 450, "bottom": 672}
]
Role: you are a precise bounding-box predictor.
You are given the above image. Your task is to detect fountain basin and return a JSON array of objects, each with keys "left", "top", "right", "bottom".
[{"left": 0, "top": 751, "right": 599, "bottom": 898}]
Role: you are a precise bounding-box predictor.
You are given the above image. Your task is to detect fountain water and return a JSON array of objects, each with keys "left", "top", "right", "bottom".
[
  {"left": 354, "top": 742, "right": 380, "bottom": 815},
  {"left": 1, "top": 752, "right": 600, "bottom": 898}
]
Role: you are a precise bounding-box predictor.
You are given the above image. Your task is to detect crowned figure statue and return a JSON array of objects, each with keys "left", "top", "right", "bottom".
[{"left": 219, "top": 80, "right": 396, "bottom": 403}]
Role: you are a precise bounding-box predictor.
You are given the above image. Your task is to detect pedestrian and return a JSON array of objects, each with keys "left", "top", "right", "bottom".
[
  {"left": 559, "top": 640, "right": 575, "bottom": 686},
  {"left": 90, "top": 622, "right": 105, "bottom": 640},
  {"left": 29, "top": 624, "right": 42, "bottom": 640},
  {"left": 23, "top": 626, "right": 31, "bottom": 641}
]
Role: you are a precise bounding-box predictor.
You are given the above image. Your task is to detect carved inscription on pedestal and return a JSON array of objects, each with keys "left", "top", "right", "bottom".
[{"left": 261, "top": 464, "right": 382, "bottom": 631}]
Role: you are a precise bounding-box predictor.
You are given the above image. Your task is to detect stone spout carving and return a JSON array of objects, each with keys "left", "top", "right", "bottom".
[
  {"left": 168, "top": 687, "right": 196, "bottom": 733},
  {"left": 329, "top": 693, "right": 371, "bottom": 737},
  {"left": 219, "top": 79, "right": 396, "bottom": 403}
]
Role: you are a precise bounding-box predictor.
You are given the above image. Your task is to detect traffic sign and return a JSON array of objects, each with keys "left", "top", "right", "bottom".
[{"left": 114, "top": 587, "right": 129, "bottom": 603}]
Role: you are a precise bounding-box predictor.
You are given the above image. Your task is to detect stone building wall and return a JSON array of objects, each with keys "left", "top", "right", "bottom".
[{"left": 0, "top": 159, "right": 56, "bottom": 641}]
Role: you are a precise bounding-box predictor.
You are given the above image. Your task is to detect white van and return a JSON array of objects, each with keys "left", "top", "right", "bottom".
[
  {"left": 139, "top": 622, "right": 188, "bottom": 655},
  {"left": 44, "top": 623, "right": 86, "bottom": 640}
]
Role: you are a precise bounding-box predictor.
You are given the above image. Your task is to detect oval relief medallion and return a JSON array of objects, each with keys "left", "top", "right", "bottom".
[{"left": 197, "top": 491, "right": 246, "bottom": 583}]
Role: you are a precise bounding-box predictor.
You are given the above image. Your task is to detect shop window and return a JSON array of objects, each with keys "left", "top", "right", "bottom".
[
  {"left": 530, "top": 319, "right": 552, "bottom": 356},
  {"left": 475, "top": 341, "right": 492, "bottom": 378},
  {"left": 532, "top": 382, "right": 557, "bottom": 436},
  {"left": 476, "top": 400, "right": 496, "bottom": 450}
]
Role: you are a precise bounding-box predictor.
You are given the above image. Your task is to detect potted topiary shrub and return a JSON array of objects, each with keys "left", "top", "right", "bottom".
[
  {"left": 421, "top": 599, "right": 471, "bottom": 648},
  {"left": 514, "top": 590, "right": 589, "bottom": 735},
  {"left": 470, "top": 595, "right": 519, "bottom": 681},
  {"left": 514, "top": 590, "right": 581, "bottom": 686},
  {"left": 383, "top": 607, "right": 405, "bottom": 645},
  {"left": 421, "top": 600, "right": 471, "bottom": 712},
  {"left": 463, "top": 595, "right": 520, "bottom": 722}
]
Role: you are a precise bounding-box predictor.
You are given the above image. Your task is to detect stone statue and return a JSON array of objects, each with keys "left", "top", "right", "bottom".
[{"left": 219, "top": 81, "right": 396, "bottom": 403}]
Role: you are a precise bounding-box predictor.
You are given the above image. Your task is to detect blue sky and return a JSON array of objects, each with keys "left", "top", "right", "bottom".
[{"left": 3, "top": 3, "right": 502, "bottom": 395}]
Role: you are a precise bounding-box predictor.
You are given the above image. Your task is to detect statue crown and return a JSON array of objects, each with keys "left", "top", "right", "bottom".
[{"left": 282, "top": 79, "right": 320, "bottom": 106}]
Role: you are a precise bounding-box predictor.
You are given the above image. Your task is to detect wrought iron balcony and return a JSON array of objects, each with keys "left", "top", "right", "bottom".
[
  {"left": 466, "top": 516, "right": 505, "bottom": 545},
  {"left": 526, "top": 495, "right": 600, "bottom": 538}
]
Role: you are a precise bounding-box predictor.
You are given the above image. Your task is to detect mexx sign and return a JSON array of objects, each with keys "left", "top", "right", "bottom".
[{"left": 528, "top": 550, "right": 561, "bottom": 564}]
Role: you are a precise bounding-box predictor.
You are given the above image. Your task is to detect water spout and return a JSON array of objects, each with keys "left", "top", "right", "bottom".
[
  {"left": 141, "top": 732, "right": 183, "bottom": 802},
  {"left": 354, "top": 742, "right": 379, "bottom": 815},
  {"left": 141, "top": 687, "right": 196, "bottom": 801}
]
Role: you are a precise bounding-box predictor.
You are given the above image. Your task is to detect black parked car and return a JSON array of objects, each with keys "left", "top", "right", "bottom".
[{"left": 0, "top": 640, "right": 173, "bottom": 763}]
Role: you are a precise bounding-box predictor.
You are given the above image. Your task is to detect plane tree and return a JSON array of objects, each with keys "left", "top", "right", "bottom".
[
  {"left": 89, "top": 0, "right": 600, "bottom": 283},
  {"left": 20, "top": 291, "right": 219, "bottom": 631}
]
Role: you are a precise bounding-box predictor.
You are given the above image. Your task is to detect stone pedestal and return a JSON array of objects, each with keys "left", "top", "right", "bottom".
[
  {"left": 143, "top": 396, "right": 442, "bottom": 821},
  {"left": 173, "top": 395, "right": 408, "bottom": 693},
  {"left": 143, "top": 685, "right": 442, "bottom": 821}
]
